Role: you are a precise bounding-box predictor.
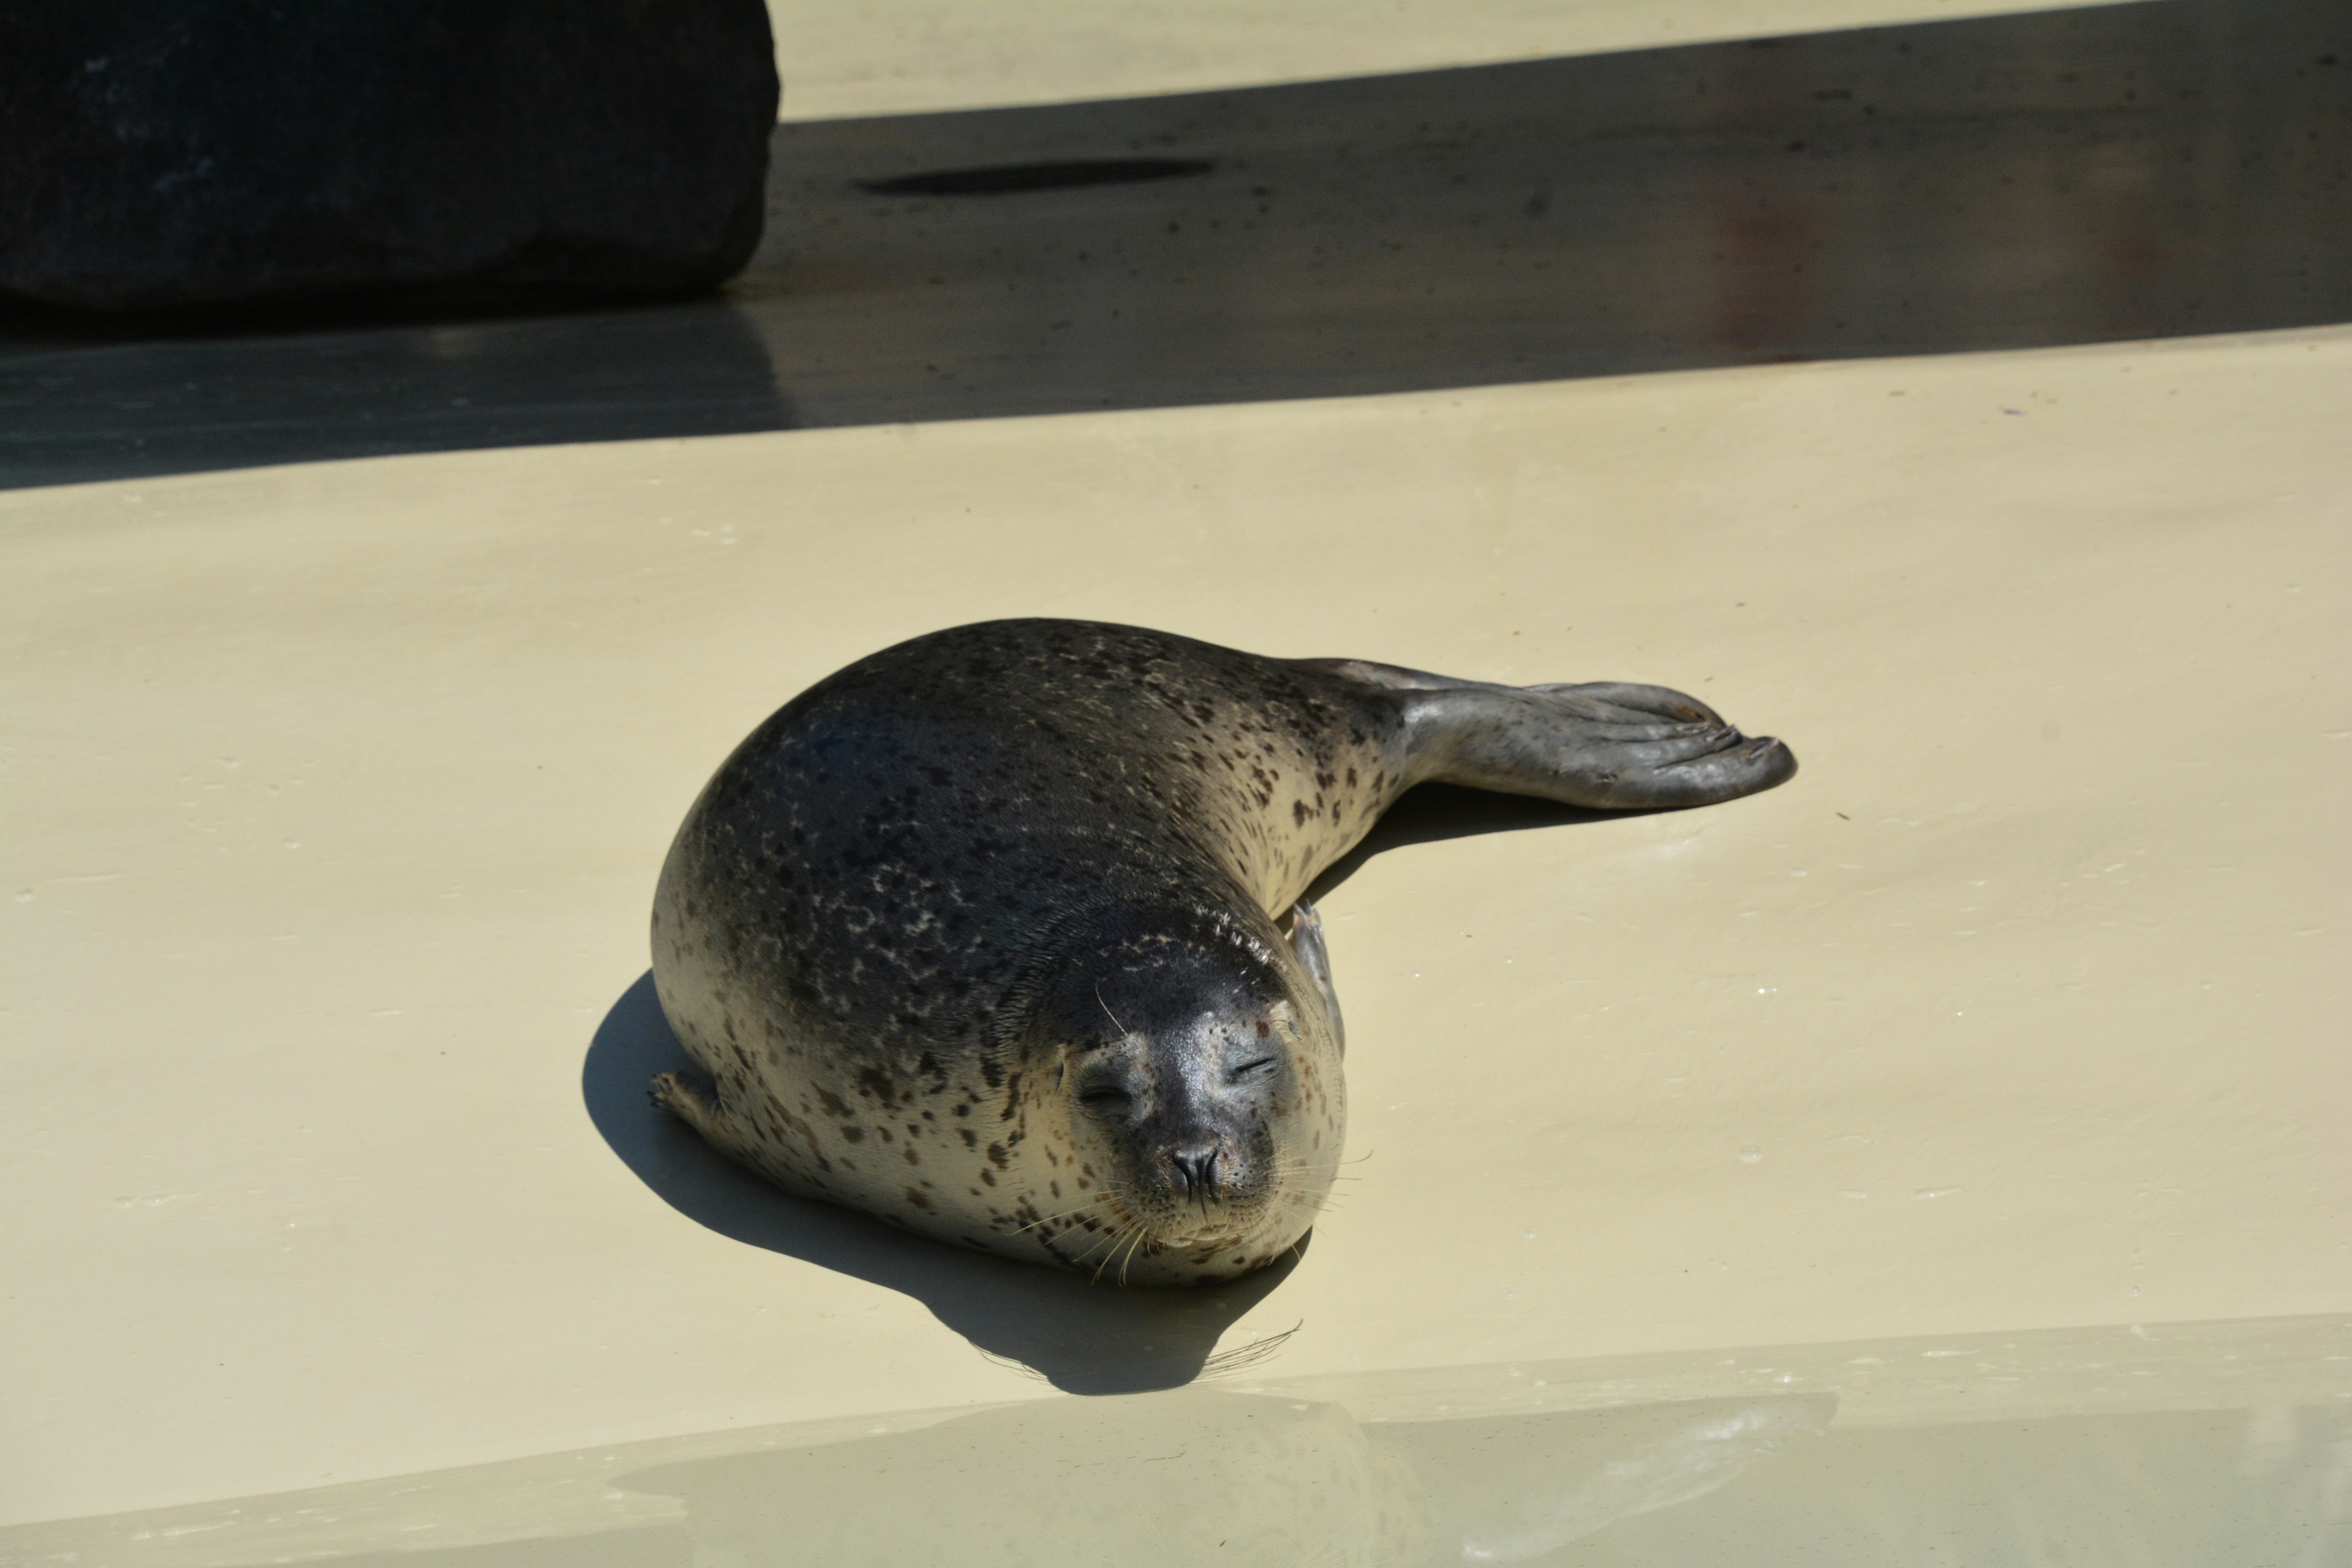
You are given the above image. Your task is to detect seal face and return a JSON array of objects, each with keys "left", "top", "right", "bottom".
[{"left": 649, "top": 619, "right": 1793, "bottom": 1283}]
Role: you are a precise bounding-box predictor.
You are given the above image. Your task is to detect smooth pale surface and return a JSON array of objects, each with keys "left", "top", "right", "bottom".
[
  {"left": 763, "top": 0, "right": 2135, "bottom": 119},
  {"left": 4, "top": 323, "right": 2348, "bottom": 1525},
  {"left": 7, "top": 1315, "right": 2347, "bottom": 1566}
]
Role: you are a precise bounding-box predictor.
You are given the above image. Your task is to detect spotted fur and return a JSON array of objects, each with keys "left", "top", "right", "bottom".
[{"left": 650, "top": 619, "right": 1792, "bottom": 1283}]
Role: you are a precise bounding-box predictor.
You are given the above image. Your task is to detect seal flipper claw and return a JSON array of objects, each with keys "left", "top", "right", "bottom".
[{"left": 1646, "top": 733, "right": 1798, "bottom": 805}]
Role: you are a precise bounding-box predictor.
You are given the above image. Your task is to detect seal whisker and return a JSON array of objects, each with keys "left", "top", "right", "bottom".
[
  {"left": 1267, "top": 1162, "right": 1355, "bottom": 1182},
  {"left": 1009, "top": 1204, "right": 1098, "bottom": 1235},
  {"left": 1093, "top": 982, "right": 1129, "bottom": 1039},
  {"left": 1085, "top": 1219, "right": 1143, "bottom": 1282},
  {"left": 1065, "top": 1199, "right": 1152, "bottom": 1265},
  {"left": 1068, "top": 1225, "right": 1126, "bottom": 1273},
  {"left": 1114, "top": 1223, "right": 1154, "bottom": 1286},
  {"left": 1109, "top": 1227, "right": 1137, "bottom": 1286}
]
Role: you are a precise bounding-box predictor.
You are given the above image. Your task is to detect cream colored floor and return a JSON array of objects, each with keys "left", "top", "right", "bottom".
[
  {"left": 764, "top": 0, "right": 2123, "bottom": 118},
  {"left": 11, "top": 1316, "right": 2347, "bottom": 1564},
  {"left": 6, "top": 322, "right": 2348, "bottom": 1530},
  {"left": 6, "top": 0, "right": 2349, "bottom": 1545}
]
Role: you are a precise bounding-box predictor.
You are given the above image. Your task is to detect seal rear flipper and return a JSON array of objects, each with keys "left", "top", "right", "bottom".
[{"left": 1401, "top": 680, "right": 1796, "bottom": 812}]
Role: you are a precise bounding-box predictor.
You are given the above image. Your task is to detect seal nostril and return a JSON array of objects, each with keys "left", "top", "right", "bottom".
[{"left": 1172, "top": 1147, "right": 1221, "bottom": 1200}]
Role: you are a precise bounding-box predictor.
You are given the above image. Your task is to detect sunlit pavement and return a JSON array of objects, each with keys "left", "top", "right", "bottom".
[{"left": 3, "top": 1, "right": 2346, "bottom": 1558}]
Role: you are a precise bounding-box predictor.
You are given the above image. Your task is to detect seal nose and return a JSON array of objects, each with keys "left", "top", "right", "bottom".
[{"left": 1171, "top": 1145, "right": 1221, "bottom": 1202}]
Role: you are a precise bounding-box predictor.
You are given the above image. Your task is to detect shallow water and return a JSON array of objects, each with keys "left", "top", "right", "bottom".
[{"left": 11, "top": 1313, "right": 2345, "bottom": 1567}]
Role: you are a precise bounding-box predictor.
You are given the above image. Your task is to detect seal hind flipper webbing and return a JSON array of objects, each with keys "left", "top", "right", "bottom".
[
  {"left": 1296, "top": 655, "right": 1794, "bottom": 810},
  {"left": 1372, "top": 674, "right": 1794, "bottom": 812}
]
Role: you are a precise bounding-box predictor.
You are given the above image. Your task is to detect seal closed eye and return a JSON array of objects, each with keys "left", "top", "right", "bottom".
[{"left": 649, "top": 619, "right": 1793, "bottom": 1284}]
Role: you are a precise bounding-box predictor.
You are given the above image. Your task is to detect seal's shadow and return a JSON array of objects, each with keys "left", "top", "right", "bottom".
[
  {"left": 584, "top": 785, "right": 1610, "bottom": 1393},
  {"left": 1304, "top": 782, "right": 1626, "bottom": 905},
  {"left": 584, "top": 973, "right": 1302, "bottom": 1394}
]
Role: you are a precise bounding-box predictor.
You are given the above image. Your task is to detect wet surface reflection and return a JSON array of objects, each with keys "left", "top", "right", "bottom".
[
  {"left": 4, "top": 0, "right": 2345, "bottom": 487},
  {"left": 7, "top": 1314, "right": 2345, "bottom": 1566}
]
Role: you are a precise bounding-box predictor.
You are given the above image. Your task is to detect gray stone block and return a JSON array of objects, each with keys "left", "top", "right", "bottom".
[{"left": 0, "top": 0, "right": 779, "bottom": 311}]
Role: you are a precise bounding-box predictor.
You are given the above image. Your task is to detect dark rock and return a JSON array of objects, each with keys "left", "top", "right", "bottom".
[{"left": 0, "top": 0, "right": 779, "bottom": 312}]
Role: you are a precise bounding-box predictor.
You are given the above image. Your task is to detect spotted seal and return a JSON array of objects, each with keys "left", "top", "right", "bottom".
[{"left": 650, "top": 619, "right": 1793, "bottom": 1284}]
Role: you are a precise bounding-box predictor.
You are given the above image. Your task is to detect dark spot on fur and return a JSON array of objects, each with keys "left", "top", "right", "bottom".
[
  {"left": 987, "top": 1142, "right": 1010, "bottom": 1168},
  {"left": 905, "top": 1187, "right": 932, "bottom": 1210},
  {"left": 840, "top": 1126, "right": 865, "bottom": 1143}
]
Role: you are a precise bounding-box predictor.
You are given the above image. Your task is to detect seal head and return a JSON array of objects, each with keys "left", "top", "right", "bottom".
[{"left": 1011, "top": 907, "right": 1344, "bottom": 1281}]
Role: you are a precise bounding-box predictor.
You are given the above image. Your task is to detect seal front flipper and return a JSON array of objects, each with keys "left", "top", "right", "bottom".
[
  {"left": 1286, "top": 899, "right": 1344, "bottom": 1052},
  {"left": 651, "top": 1071, "right": 769, "bottom": 1172},
  {"left": 1398, "top": 679, "right": 1796, "bottom": 812}
]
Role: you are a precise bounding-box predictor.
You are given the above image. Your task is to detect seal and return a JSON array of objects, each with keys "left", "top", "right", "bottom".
[{"left": 650, "top": 619, "right": 1793, "bottom": 1284}]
